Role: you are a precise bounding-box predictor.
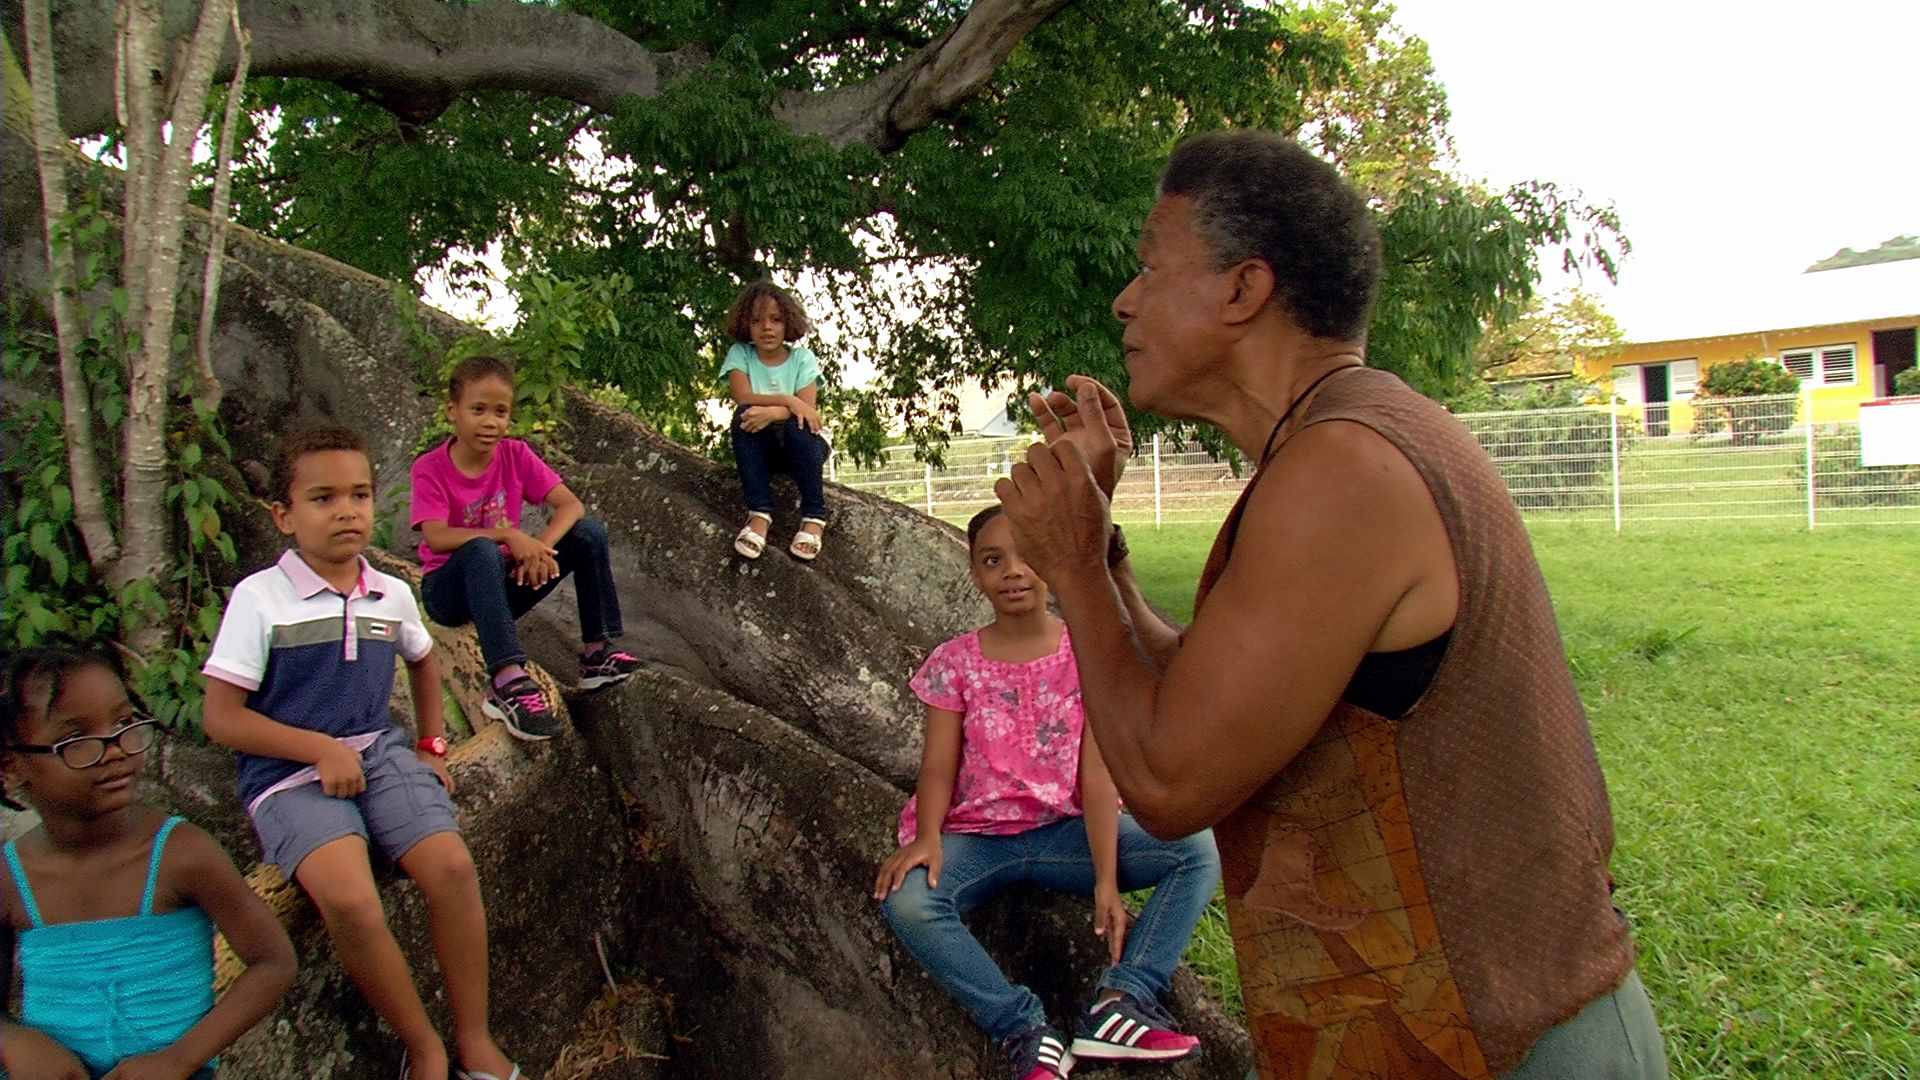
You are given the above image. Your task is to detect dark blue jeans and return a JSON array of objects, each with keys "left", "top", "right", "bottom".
[
  {"left": 882, "top": 815, "right": 1221, "bottom": 1043},
  {"left": 419, "top": 518, "right": 623, "bottom": 673},
  {"left": 732, "top": 405, "right": 828, "bottom": 521}
]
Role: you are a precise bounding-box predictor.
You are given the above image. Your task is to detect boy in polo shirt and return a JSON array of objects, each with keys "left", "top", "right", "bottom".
[{"left": 203, "top": 424, "right": 521, "bottom": 1080}]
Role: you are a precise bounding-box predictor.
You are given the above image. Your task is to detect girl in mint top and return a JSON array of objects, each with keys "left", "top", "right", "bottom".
[
  {"left": 720, "top": 281, "right": 831, "bottom": 562},
  {"left": 0, "top": 648, "right": 294, "bottom": 1080}
]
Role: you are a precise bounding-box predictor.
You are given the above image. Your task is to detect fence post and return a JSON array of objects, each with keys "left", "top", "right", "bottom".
[
  {"left": 1153, "top": 434, "right": 1163, "bottom": 527},
  {"left": 1610, "top": 405, "right": 1622, "bottom": 533},
  {"left": 924, "top": 462, "right": 934, "bottom": 517},
  {"left": 1804, "top": 387, "right": 1817, "bottom": 530}
]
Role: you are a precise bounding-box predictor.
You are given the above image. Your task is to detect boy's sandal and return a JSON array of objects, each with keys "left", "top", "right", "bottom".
[
  {"left": 789, "top": 519, "right": 826, "bottom": 561},
  {"left": 454, "top": 1066, "right": 522, "bottom": 1080},
  {"left": 733, "top": 512, "right": 772, "bottom": 559}
]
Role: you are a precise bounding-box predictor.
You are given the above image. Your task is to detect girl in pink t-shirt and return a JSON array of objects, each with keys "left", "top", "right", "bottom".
[
  {"left": 872, "top": 506, "right": 1219, "bottom": 1080},
  {"left": 411, "top": 355, "right": 643, "bottom": 741}
]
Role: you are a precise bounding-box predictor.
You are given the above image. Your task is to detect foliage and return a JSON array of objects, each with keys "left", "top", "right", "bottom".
[
  {"left": 1371, "top": 179, "right": 1626, "bottom": 399},
  {"left": 403, "top": 271, "right": 637, "bottom": 449},
  {"left": 218, "top": 81, "right": 590, "bottom": 283},
  {"left": 1476, "top": 288, "right": 1624, "bottom": 380},
  {"left": 1701, "top": 355, "right": 1801, "bottom": 397},
  {"left": 1895, "top": 367, "right": 1920, "bottom": 397},
  {"left": 1, "top": 321, "right": 239, "bottom": 735},
  {"left": 219, "top": 0, "right": 1624, "bottom": 459},
  {"left": 1456, "top": 401, "right": 1617, "bottom": 510},
  {"left": 1293, "top": 0, "right": 1452, "bottom": 203},
  {"left": 1695, "top": 356, "right": 1801, "bottom": 445},
  {"left": 1804, "top": 233, "right": 1920, "bottom": 273},
  {"left": 1130, "top": 523, "right": 1920, "bottom": 1077},
  {"left": 1810, "top": 426, "right": 1920, "bottom": 509}
]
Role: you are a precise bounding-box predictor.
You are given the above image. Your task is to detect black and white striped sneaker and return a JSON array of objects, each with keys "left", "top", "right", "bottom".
[
  {"left": 1070, "top": 992, "right": 1200, "bottom": 1061},
  {"left": 1005, "top": 1024, "right": 1075, "bottom": 1080}
]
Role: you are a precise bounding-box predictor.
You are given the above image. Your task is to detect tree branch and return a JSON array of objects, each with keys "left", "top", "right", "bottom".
[
  {"left": 14, "top": 8, "right": 121, "bottom": 569},
  {"left": 195, "top": 8, "right": 248, "bottom": 415},
  {"left": 777, "top": 0, "right": 1074, "bottom": 150},
  {"left": 11, "top": 0, "right": 1072, "bottom": 150}
]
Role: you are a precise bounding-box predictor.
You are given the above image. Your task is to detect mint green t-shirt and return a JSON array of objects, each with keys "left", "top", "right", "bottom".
[{"left": 720, "top": 343, "right": 821, "bottom": 398}]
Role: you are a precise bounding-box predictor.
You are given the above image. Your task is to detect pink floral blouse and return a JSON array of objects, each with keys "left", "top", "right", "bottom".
[{"left": 898, "top": 627, "right": 1086, "bottom": 845}]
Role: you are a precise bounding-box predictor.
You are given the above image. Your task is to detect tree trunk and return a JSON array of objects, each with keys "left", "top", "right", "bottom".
[
  {"left": 16, "top": 6, "right": 120, "bottom": 569},
  {"left": 116, "top": 0, "right": 161, "bottom": 339},
  {"left": 193, "top": 6, "right": 247, "bottom": 414},
  {"left": 113, "top": 0, "right": 233, "bottom": 623}
]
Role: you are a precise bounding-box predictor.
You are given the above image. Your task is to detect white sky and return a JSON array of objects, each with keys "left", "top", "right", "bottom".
[{"left": 1387, "top": 0, "right": 1920, "bottom": 342}]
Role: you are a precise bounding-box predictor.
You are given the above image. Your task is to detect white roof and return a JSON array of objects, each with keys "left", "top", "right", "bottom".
[{"left": 1628, "top": 258, "right": 1920, "bottom": 343}]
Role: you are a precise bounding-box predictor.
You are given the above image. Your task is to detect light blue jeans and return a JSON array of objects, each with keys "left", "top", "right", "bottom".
[{"left": 882, "top": 815, "right": 1221, "bottom": 1043}]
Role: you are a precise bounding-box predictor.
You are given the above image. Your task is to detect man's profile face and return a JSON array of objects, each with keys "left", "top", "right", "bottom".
[{"left": 1112, "top": 195, "right": 1231, "bottom": 419}]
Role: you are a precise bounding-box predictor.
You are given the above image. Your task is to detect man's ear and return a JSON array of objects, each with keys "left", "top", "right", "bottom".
[
  {"left": 270, "top": 500, "right": 295, "bottom": 536},
  {"left": 1220, "top": 259, "right": 1277, "bottom": 325}
]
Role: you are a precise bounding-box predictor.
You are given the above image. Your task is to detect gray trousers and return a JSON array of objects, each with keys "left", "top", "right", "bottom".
[{"left": 1243, "top": 968, "right": 1668, "bottom": 1080}]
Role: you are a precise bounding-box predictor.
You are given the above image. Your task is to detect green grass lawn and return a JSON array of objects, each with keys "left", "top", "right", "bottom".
[{"left": 1127, "top": 521, "right": 1920, "bottom": 1079}]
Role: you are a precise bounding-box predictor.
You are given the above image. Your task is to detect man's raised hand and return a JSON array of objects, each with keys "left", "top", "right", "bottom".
[{"left": 1029, "top": 375, "right": 1133, "bottom": 497}]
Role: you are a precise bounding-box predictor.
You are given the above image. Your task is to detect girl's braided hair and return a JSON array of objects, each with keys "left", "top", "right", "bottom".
[
  {"left": 0, "top": 646, "right": 131, "bottom": 810},
  {"left": 965, "top": 504, "right": 1004, "bottom": 550}
]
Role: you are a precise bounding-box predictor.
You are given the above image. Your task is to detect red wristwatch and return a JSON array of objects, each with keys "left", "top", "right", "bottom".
[{"left": 416, "top": 736, "right": 449, "bottom": 757}]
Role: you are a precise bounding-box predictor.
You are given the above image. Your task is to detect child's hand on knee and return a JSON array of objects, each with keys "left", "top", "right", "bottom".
[
  {"left": 316, "top": 739, "right": 367, "bottom": 798},
  {"left": 417, "top": 748, "right": 455, "bottom": 794},
  {"left": 512, "top": 550, "right": 559, "bottom": 588},
  {"left": 873, "top": 837, "right": 943, "bottom": 900}
]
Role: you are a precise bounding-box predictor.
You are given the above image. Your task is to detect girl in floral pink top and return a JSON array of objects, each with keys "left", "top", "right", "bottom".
[{"left": 873, "top": 506, "right": 1220, "bottom": 1080}]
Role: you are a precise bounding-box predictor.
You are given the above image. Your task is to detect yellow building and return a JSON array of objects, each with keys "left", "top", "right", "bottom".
[{"left": 1574, "top": 314, "right": 1919, "bottom": 433}]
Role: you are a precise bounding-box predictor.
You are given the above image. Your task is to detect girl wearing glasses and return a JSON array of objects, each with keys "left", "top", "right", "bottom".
[{"left": 0, "top": 648, "right": 295, "bottom": 1080}]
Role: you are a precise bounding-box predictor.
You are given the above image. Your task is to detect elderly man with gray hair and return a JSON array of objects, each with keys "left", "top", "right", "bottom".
[{"left": 996, "top": 130, "right": 1668, "bottom": 1080}]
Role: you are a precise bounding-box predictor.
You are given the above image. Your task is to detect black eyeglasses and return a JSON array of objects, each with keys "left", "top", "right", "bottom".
[{"left": 8, "top": 717, "right": 160, "bottom": 769}]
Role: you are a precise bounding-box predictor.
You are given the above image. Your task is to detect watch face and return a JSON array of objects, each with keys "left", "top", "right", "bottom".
[{"left": 420, "top": 737, "right": 448, "bottom": 756}]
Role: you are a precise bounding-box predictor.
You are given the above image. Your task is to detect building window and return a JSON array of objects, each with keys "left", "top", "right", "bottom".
[{"left": 1780, "top": 344, "right": 1857, "bottom": 386}]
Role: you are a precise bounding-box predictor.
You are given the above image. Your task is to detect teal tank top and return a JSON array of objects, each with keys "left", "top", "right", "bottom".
[{"left": 5, "top": 816, "right": 217, "bottom": 1076}]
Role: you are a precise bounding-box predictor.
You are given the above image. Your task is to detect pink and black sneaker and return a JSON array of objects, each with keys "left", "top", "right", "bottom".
[
  {"left": 1005, "top": 1025, "right": 1074, "bottom": 1080},
  {"left": 578, "top": 644, "right": 645, "bottom": 690},
  {"left": 1070, "top": 992, "right": 1199, "bottom": 1062},
  {"left": 483, "top": 674, "right": 563, "bottom": 741}
]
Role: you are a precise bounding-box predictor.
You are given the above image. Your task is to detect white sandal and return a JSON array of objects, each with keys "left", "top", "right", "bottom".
[
  {"left": 734, "top": 512, "right": 772, "bottom": 559},
  {"left": 789, "top": 518, "right": 826, "bottom": 561}
]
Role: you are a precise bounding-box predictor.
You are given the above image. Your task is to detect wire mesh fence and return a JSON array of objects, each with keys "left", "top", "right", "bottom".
[{"left": 831, "top": 391, "right": 1920, "bottom": 529}]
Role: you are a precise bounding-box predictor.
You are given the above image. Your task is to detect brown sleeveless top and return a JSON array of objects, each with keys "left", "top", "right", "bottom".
[{"left": 1196, "top": 368, "right": 1633, "bottom": 1079}]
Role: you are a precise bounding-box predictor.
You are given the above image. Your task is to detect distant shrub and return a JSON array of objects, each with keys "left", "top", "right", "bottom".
[
  {"left": 1809, "top": 426, "right": 1920, "bottom": 509},
  {"left": 1695, "top": 356, "right": 1801, "bottom": 445},
  {"left": 1896, "top": 367, "right": 1920, "bottom": 397},
  {"left": 1702, "top": 356, "right": 1801, "bottom": 397}
]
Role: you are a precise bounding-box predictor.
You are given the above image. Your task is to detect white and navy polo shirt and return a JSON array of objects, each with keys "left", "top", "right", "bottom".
[{"left": 204, "top": 550, "right": 434, "bottom": 808}]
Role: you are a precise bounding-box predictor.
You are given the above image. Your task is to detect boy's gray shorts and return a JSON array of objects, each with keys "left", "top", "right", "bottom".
[{"left": 251, "top": 726, "right": 461, "bottom": 876}]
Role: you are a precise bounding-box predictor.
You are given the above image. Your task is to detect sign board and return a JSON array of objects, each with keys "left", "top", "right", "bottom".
[{"left": 1859, "top": 398, "right": 1920, "bottom": 467}]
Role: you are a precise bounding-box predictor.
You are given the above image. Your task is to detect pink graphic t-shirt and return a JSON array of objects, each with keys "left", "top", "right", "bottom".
[
  {"left": 410, "top": 438, "right": 563, "bottom": 574},
  {"left": 898, "top": 627, "right": 1087, "bottom": 845}
]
